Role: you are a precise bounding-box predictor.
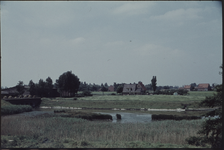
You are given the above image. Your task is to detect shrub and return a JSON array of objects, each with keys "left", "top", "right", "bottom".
[
  {"left": 111, "top": 93, "right": 116, "bottom": 95},
  {"left": 186, "top": 136, "right": 207, "bottom": 147},
  {"left": 1, "top": 105, "right": 33, "bottom": 115},
  {"left": 153, "top": 89, "right": 189, "bottom": 95},
  {"left": 80, "top": 140, "right": 88, "bottom": 146},
  {"left": 152, "top": 114, "right": 201, "bottom": 121},
  {"left": 177, "top": 89, "right": 189, "bottom": 95},
  {"left": 82, "top": 91, "right": 93, "bottom": 96},
  {"left": 63, "top": 139, "right": 69, "bottom": 143}
]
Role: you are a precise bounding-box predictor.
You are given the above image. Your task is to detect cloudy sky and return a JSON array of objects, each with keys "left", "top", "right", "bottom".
[{"left": 1, "top": 1, "right": 222, "bottom": 88}]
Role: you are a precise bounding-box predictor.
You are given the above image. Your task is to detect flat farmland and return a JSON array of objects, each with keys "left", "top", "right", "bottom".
[{"left": 40, "top": 91, "right": 215, "bottom": 109}]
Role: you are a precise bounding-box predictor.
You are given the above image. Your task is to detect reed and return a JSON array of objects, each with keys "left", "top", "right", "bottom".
[
  {"left": 1, "top": 114, "right": 204, "bottom": 146},
  {"left": 1, "top": 105, "right": 33, "bottom": 115}
]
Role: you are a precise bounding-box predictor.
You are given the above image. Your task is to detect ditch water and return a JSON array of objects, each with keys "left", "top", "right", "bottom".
[
  {"left": 12, "top": 110, "right": 218, "bottom": 123},
  {"left": 95, "top": 112, "right": 152, "bottom": 123},
  {"left": 13, "top": 110, "right": 152, "bottom": 123}
]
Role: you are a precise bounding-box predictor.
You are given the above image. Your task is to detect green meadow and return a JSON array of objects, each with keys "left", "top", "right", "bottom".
[{"left": 40, "top": 91, "right": 215, "bottom": 109}]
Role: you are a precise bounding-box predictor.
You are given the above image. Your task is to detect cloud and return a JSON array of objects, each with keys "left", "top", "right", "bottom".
[
  {"left": 69, "top": 37, "right": 86, "bottom": 46},
  {"left": 112, "top": 2, "right": 154, "bottom": 15},
  {"left": 105, "top": 41, "right": 125, "bottom": 47},
  {"left": 134, "top": 43, "right": 185, "bottom": 60},
  {"left": 150, "top": 8, "right": 203, "bottom": 21}
]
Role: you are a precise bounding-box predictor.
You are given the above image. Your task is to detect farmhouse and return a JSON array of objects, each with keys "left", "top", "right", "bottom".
[
  {"left": 1, "top": 86, "right": 19, "bottom": 98},
  {"left": 195, "top": 83, "right": 211, "bottom": 91},
  {"left": 178, "top": 87, "right": 184, "bottom": 90},
  {"left": 123, "top": 81, "right": 146, "bottom": 95},
  {"left": 184, "top": 85, "right": 191, "bottom": 91},
  {"left": 108, "top": 85, "right": 114, "bottom": 92}
]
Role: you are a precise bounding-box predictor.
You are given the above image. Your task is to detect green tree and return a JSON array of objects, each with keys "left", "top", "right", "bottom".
[
  {"left": 56, "top": 71, "right": 80, "bottom": 97},
  {"left": 116, "top": 85, "right": 123, "bottom": 94},
  {"left": 16, "top": 81, "right": 25, "bottom": 95},
  {"left": 104, "top": 83, "right": 108, "bottom": 88},
  {"left": 151, "top": 76, "right": 157, "bottom": 92},
  {"left": 190, "top": 83, "right": 197, "bottom": 91},
  {"left": 91, "top": 84, "right": 98, "bottom": 91},
  {"left": 38, "top": 79, "right": 47, "bottom": 97},
  {"left": 28, "top": 80, "right": 36, "bottom": 96},
  {"left": 186, "top": 65, "right": 223, "bottom": 148},
  {"left": 101, "top": 85, "right": 107, "bottom": 95},
  {"left": 113, "top": 82, "right": 118, "bottom": 91},
  {"left": 45, "top": 77, "right": 53, "bottom": 97}
]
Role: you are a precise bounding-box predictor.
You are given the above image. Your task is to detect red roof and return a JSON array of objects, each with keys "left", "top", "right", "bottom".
[
  {"left": 138, "top": 82, "right": 147, "bottom": 91},
  {"left": 197, "top": 83, "right": 210, "bottom": 89},
  {"left": 184, "top": 85, "right": 191, "bottom": 89}
]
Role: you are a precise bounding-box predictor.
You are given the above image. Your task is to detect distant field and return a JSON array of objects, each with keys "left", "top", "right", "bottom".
[
  {"left": 78, "top": 91, "right": 115, "bottom": 95},
  {"left": 40, "top": 91, "right": 215, "bottom": 109}
]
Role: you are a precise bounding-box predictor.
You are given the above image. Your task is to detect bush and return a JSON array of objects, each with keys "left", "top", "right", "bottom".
[
  {"left": 116, "top": 85, "right": 123, "bottom": 94},
  {"left": 1, "top": 105, "right": 33, "bottom": 115},
  {"left": 186, "top": 136, "right": 207, "bottom": 147},
  {"left": 177, "top": 89, "right": 189, "bottom": 95},
  {"left": 111, "top": 93, "right": 116, "bottom": 95},
  {"left": 82, "top": 91, "right": 93, "bottom": 96},
  {"left": 153, "top": 89, "right": 189, "bottom": 95},
  {"left": 152, "top": 114, "right": 201, "bottom": 121},
  {"left": 80, "top": 140, "right": 88, "bottom": 146}
]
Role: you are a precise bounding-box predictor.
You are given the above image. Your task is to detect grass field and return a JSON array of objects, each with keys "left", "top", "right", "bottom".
[
  {"left": 40, "top": 91, "right": 215, "bottom": 109},
  {"left": 1, "top": 114, "right": 210, "bottom": 148}
]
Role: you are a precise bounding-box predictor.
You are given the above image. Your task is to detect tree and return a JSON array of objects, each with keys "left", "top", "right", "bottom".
[
  {"left": 28, "top": 80, "right": 36, "bottom": 96},
  {"left": 116, "top": 85, "right": 123, "bottom": 94},
  {"left": 190, "top": 83, "right": 197, "bottom": 91},
  {"left": 145, "top": 84, "right": 152, "bottom": 91},
  {"left": 91, "top": 84, "right": 98, "bottom": 91},
  {"left": 163, "top": 86, "right": 170, "bottom": 89},
  {"left": 38, "top": 79, "right": 47, "bottom": 97},
  {"left": 16, "top": 81, "right": 25, "bottom": 95},
  {"left": 151, "top": 76, "right": 157, "bottom": 92},
  {"left": 113, "top": 82, "right": 118, "bottom": 91},
  {"left": 45, "top": 77, "right": 53, "bottom": 97},
  {"left": 186, "top": 65, "right": 223, "bottom": 148},
  {"left": 101, "top": 85, "right": 107, "bottom": 95},
  {"left": 104, "top": 83, "right": 108, "bottom": 88},
  {"left": 56, "top": 71, "right": 80, "bottom": 97}
]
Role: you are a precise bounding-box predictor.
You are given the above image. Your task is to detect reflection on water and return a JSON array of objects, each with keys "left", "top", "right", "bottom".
[
  {"left": 14, "top": 110, "right": 152, "bottom": 123},
  {"left": 95, "top": 112, "right": 152, "bottom": 123}
]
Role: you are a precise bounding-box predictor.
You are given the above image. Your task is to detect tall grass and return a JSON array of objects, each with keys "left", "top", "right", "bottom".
[
  {"left": 1, "top": 114, "right": 204, "bottom": 145},
  {"left": 1, "top": 105, "right": 33, "bottom": 115}
]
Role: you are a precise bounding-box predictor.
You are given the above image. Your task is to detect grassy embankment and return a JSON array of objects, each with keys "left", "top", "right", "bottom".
[
  {"left": 1, "top": 100, "right": 33, "bottom": 115},
  {"left": 1, "top": 114, "right": 210, "bottom": 148}
]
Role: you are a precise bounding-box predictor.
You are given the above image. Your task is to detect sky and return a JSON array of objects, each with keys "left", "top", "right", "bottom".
[{"left": 1, "top": 1, "right": 222, "bottom": 88}]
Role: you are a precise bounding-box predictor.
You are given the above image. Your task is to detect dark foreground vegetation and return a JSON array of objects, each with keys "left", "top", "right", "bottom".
[
  {"left": 152, "top": 114, "right": 201, "bottom": 121},
  {"left": 1, "top": 114, "right": 209, "bottom": 148},
  {"left": 1, "top": 100, "right": 33, "bottom": 115},
  {"left": 54, "top": 110, "right": 112, "bottom": 121}
]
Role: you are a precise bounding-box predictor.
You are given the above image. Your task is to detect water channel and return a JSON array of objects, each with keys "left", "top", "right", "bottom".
[
  {"left": 95, "top": 112, "right": 152, "bottom": 123},
  {"left": 12, "top": 110, "right": 152, "bottom": 123},
  {"left": 11, "top": 110, "right": 218, "bottom": 123}
]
